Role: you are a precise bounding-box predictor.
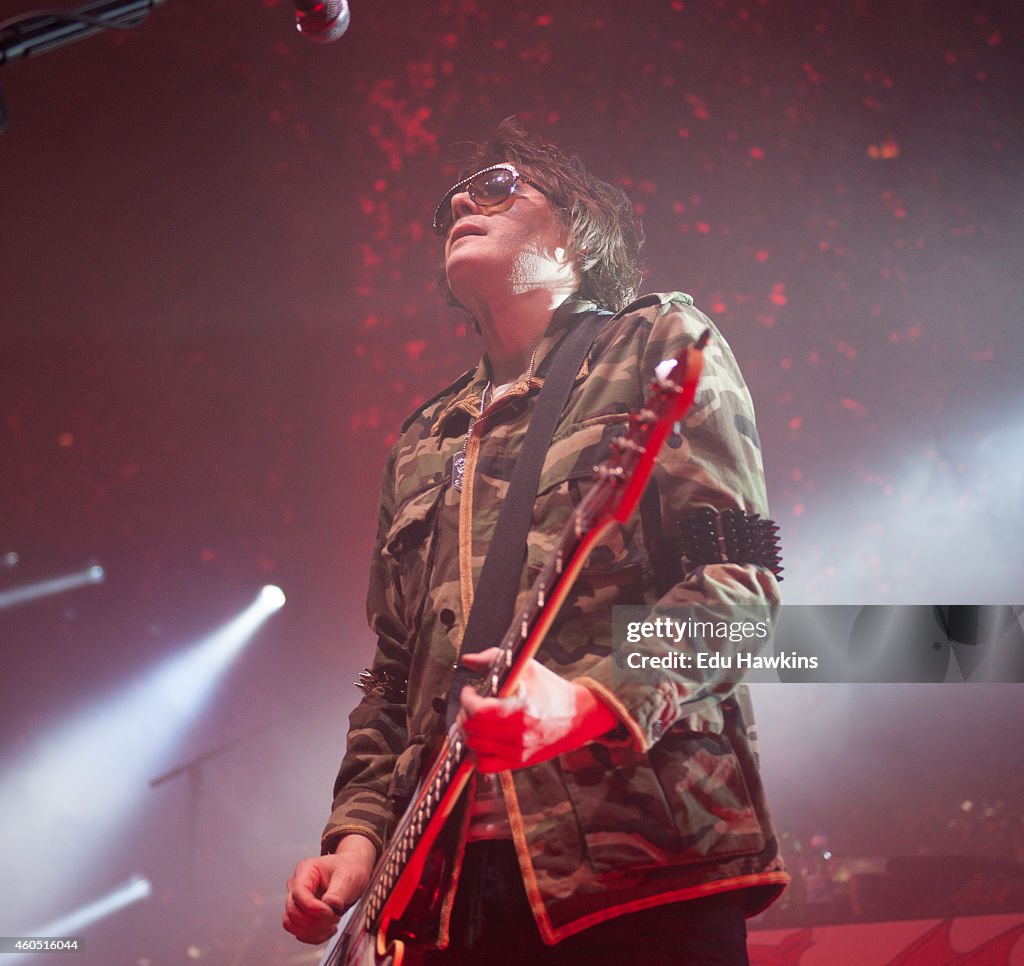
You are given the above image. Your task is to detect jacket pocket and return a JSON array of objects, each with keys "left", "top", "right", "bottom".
[
  {"left": 383, "top": 483, "right": 446, "bottom": 558},
  {"left": 380, "top": 482, "right": 446, "bottom": 630},
  {"left": 559, "top": 727, "right": 765, "bottom": 875},
  {"left": 527, "top": 413, "right": 650, "bottom": 582}
]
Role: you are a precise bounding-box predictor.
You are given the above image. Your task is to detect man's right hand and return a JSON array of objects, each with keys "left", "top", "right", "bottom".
[{"left": 283, "top": 834, "right": 377, "bottom": 945}]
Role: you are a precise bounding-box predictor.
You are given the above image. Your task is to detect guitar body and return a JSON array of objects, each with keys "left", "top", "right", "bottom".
[
  {"left": 319, "top": 769, "right": 471, "bottom": 966},
  {"left": 322, "top": 915, "right": 405, "bottom": 966},
  {"left": 320, "top": 837, "right": 456, "bottom": 966}
]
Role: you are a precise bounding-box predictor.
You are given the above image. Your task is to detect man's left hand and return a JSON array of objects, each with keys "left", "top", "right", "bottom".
[{"left": 459, "top": 649, "right": 617, "bottom": 772}]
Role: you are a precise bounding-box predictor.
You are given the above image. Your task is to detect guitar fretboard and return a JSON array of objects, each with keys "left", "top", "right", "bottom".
[{"left": 360, "top": 516, "right": 585, "bottom": 926}]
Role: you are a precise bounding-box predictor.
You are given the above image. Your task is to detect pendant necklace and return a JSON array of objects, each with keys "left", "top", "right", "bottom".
[
  {"left": 452, "top": 382, "right": 490, "bottom": 493},
  {"left": 451, "top": 342, "right": 541, "bottom": 493}
]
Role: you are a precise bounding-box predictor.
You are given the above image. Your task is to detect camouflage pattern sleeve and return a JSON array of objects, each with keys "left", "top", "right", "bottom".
[
  {"left": 574, "top": 294, "right": 782, "bottom": 752},
  {"left": 320, "top": 447, "right": 411, "bottom": 856}
]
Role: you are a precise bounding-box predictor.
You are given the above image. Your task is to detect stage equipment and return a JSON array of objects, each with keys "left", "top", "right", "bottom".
[
  {"left": 293, "top": 0, "right": 349, "bottom": 43},
  {"left": 0, "top": 0, "right": 165, "bottom": 65}
]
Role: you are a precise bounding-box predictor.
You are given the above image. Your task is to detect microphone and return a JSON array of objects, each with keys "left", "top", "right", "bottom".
[{"left": 293, "top": 0, "right": 350, "bottom": 43}]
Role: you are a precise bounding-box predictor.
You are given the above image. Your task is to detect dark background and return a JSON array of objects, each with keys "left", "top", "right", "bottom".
[{"left": 1, "top": 1, "right": 1022, "bottom": 962}]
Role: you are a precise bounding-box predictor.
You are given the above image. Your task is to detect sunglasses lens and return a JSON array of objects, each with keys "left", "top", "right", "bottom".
[
  {"left": 432, "top": 166, "right": 527, "bottom": 235},
  {"left": 469, "top": 167, "right": 517, "bottom": 205}
]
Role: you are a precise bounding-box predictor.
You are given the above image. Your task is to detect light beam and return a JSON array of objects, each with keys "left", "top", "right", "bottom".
[
  {"left": 0, "top": 586, "right": 285, "bottom": 930},
  {"left": 0, "top": 564, "right": 105, "bottom": 611}
]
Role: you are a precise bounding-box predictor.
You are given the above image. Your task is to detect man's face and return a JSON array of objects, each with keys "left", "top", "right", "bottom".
[{"left": 442, "top": 166, "right": 577, "bottom": 300}]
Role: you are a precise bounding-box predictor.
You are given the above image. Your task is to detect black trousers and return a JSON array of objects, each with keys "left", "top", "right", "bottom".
[{"left": 419, "top": 840, "right": 750, "bottom": 966}]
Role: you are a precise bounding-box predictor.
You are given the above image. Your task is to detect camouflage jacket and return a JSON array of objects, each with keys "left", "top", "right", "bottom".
[{"left": 323, "top": 292, "right": 789, "bottom": 944}]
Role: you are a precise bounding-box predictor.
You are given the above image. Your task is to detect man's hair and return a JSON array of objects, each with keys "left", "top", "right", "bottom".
[{"left": 438, "top": 118, "right": 644, "bottom": 314}]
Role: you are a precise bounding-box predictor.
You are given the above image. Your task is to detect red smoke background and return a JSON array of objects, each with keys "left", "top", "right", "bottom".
[{"left": 1, "top": 1, "right": 1021, "bottom": 961}]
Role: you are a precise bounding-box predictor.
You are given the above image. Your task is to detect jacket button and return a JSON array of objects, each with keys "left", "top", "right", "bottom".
[{"left": 439, "top": 608, "right": 456, "bottom": 628}]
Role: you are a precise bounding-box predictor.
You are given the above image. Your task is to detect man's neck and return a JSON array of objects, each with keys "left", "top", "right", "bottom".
[{"left": 471, "top": 287, "right": 577, "bottom": 386}]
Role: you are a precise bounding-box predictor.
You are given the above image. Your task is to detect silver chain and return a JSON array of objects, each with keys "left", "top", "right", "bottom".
[
  {"left": 452, "top": 382, "right": 490, "bottom": 493},
  {"left": 451, "top": 342, "right": 541, "bottom": 493}
]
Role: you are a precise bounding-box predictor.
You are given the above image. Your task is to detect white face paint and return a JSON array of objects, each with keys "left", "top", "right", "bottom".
[
  {"left": 508, "top": 245, "right": 577, "bottom": 296},
  {"left": 444, "top": 178, "right": 580, "bottom": 306}
]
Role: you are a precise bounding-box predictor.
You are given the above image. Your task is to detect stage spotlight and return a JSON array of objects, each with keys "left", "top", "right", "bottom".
[
  {"left": 6, "top": 878, "right": 152, "bottom": 963},
  {"left": 260, "top": 584, "right": 286, "bottom": 610},
  {"left": 0, "top": 587, "right": 284, "bottom": 929},
  {"left": 36, "top": 876, "right": 152, "bottom": 934},
  {"left": 0, "top": 563, "right": 105, "bottom": 611}
]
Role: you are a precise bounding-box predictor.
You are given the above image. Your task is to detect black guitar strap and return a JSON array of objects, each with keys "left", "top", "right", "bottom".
[{"left": 446, "top": 309, "right": 611, "bottom": 727}]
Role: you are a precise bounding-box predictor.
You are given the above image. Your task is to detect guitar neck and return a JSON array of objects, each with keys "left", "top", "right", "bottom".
[{"left": 354, "top": 516, "right": 588, "bottom": 933}]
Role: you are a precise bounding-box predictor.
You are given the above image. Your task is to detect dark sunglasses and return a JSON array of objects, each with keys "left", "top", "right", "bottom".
[{"left": 432, "top": 163, "right": 546, "bottom": 236}]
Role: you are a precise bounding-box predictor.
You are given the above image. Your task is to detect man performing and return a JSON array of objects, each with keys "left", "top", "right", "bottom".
[{"left": 284, "top": 119, "right": 788, "bottom": 964}]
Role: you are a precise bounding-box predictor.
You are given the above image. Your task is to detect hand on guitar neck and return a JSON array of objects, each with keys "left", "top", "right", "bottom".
[
  {"left": 283, "top": 832, "right": 377, "bottom": 945},
  {"left": 458, "top": 649, "right": 618, "bottom": 773}
]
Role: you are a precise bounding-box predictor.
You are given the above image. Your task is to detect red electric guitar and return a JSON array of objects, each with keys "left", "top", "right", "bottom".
[{"left": 319, "top": 331, "right": 709, "bottom": 966}]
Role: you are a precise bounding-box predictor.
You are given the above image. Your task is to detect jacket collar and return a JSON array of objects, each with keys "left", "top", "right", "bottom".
[{"left": 431, "top": 294, "right": 602, "bottom": 437}]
